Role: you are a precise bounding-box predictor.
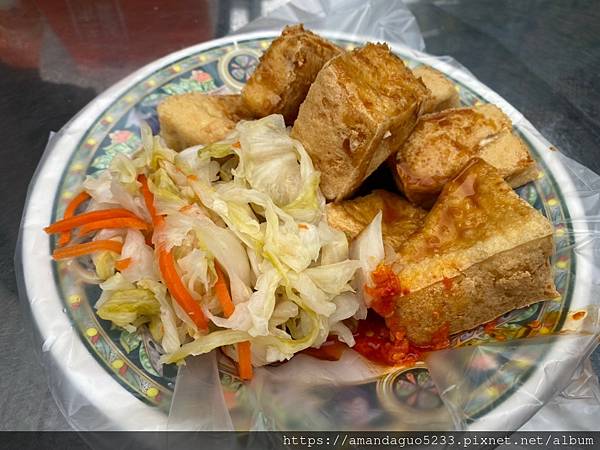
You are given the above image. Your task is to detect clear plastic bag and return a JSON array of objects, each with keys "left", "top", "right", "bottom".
[
  {"left": 16, "top": 0, "right": 600, "bottom": 434},
  {"left": 234, "top": 0, "right": 425, "bottom": 52}
]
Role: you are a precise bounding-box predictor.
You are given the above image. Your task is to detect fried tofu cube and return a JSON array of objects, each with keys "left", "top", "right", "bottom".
[
  {"left": 326, "top": 189, "right": 427, "bottom": 252},
  {"left": 478, "top": 130, "right": 538, "bottom": 187},
  {"left": 291, "top": 43, "right": 428, "bottom": 201},
  {"left": 394, "top": 104, "right": 536, "bottom": 207},
  {"left": 158, "top": 93, "right": 250, "bottom": 151},
  {"left": 412, "top": 66, "right": 460, "bottom": 113},
  {"left": 386, "top": 159, "right": 558, "bottom": 345},
  {"left": 241, "top": 24, "right": 342, "bottom": 123}
]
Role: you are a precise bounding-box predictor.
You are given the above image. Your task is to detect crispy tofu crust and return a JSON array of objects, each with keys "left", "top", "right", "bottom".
[
  {"left": 241, "top": 24, "right": 341, "bottom": 123},
  {"left": 478, "top": 130, "right": 538, "bottom": 188},
  {"left": 390, "top": 237, "right": 557, "bottom": 345},
  {"left": 291, "top": 43, "right": 428, "bottom": 201},
  {"left": 386, "top": 159, "right": 557, "bottom": 345},
  {"left": 393, "top": 104, "right": 537, "bottom": 207},
  {"left": 326, "top": 190, "right": 427, "bottom": 252},
  {"left": 158, "top": 93, "right": 250, "bottom": 151},
  {"left": 412, "top": 66, "right": 460, "bottom": 113}
]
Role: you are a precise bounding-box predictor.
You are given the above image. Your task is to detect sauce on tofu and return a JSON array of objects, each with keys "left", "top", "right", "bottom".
[{"left": 365, "top": 263, "right": 407, "bottom": 317}]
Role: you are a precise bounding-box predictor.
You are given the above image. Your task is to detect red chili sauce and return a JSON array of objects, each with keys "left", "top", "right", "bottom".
[
  {"left": 364, "top": 264, "right": 409, "bottom": 318},
  {"left": 305, "top": 264, "right": 451, "bottom": 366},
  {"left": 354, "top": 312, "right": 450, "bottom": 366},
  {"left": 304, "top": 313, "right": 450, "bottom": 366}
]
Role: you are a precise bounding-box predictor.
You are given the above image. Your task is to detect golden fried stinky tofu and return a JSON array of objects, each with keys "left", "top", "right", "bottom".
[
  {"left": 412, "top": 65, "right": 460, "bottom": 113},
  {"left": 291, "top": 43, "right": 429, "bottom": 201},
  {"left": 383, "top": 159, "right": 558, "bottom": 345},
  {"left": 478, "top": 130, "right": 539, "bottom": 187},
  {"left": 326, "top": 190, "right": 427, "bottom": 252},
  {"left": 394, "top": 104, "right": 537, "bottom": 207},
  {"left": 158, "top": 93, "right": 250, "bottom": 151},
  {"left": 241, "top": 24, "right": 342, "bottom": 123}
]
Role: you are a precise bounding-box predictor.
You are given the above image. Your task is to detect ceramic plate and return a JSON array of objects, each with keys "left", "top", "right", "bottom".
[{"left": 18, "top": 31, "right": 590, "bottom": 431}]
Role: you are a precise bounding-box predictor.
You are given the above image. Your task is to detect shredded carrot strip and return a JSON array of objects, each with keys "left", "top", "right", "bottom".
[
  {"left": 58, "top": 192, "right": 90, "bottom": 246},
  {"left": 115, "top": 257, "right": 132, "bottom": 271},
  {"left": 138, "top": 174, "right": 164, "bottom": 246},
  {"left": 232, "top": 141, "right": 241, "bottom": 149},
  {"left": 237, "top": 341, "right": 253, "bottom": 380},
  {"left": 139, "top": 175, "right": 248, "bottom": 376},
  {"left": 214, "top": 263, "right": 235, "bottom": 318},
  {"left": 137, "top": 174, "right": 161, "bottom": 226},
  {"left": 213, "top": 262, "right": 252, "bottom": 380},
  {"left": 44, "top": 208, "right": 139, "bottom": 234},
  {"left": 158, "top": 248, "right": 208, "bottom": 331},
  {"left": 78, "top": 217, "right": 151, "bottom": 236},
  {"left": 52, "top": 240, "right": 122, "bottom": 260}
]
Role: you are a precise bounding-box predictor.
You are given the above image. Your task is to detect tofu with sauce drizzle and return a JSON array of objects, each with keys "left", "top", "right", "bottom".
[
  {"left": 292, "top": 43, "right": 429, "bottom": 201},
  {"left": 241, "top": 24, "right": 342, "bottom": 124},
  {"left": 412, "top": 65, "right": 460, "bottom": 113},
  {"left": 382, "top": 159, "right": 558, "bottom": 345},
  {"left": 326, "top": 189, "right": 426, "bottom": 252},
  {"left": 393, "top": 104, "right": 537, "bottom": 207}
]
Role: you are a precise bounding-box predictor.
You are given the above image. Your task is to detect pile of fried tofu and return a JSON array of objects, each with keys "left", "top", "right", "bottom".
[{"left": 157, "top": 25, "right": 557, "bottom": 346}]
